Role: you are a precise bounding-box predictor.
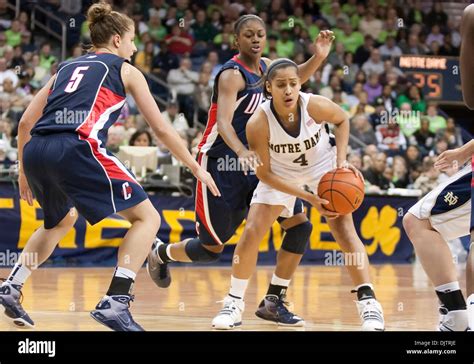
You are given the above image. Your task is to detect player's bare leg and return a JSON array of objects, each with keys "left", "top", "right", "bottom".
[
  {"left": 404, "top": 213, "right": 467, "bottom": 331},
  {"left": 0, "top": 208, "right": 78, "bottom": 328},
  {"left": 327, "top": 213, "right": 384, "bottom": 331},
  {"left": 90, "top": 199, "right": 160, "bottom": 331}
]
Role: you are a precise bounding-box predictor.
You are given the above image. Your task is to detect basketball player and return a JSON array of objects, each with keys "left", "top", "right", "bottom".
[
  {"left": 0, "top": 2, "right": 219, "bottom": 331},
  {"left": 403, "top": 3, "right": 474, "bottom": 331},
  {"left": 147, "top": 15, "right": 335, "bottom": 326},
  {"left": 211, "top": 59, "right": 384, "bottom": 330}
]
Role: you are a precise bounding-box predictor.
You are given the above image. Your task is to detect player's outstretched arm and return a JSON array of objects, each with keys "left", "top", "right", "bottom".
[
  {"left": 124, "top": 63, "right": 220, "bottom": 197},
  {"left": 246, "top": 109, "right": 337, "bottom": 218},
  {"left": 461, "top": 4, "right": 474, "bottom": 109}
]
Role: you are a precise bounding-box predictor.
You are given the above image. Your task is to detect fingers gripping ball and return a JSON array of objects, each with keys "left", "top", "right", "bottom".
[{"left": 317, "top": 168, "right": 365, "bottom": 215}]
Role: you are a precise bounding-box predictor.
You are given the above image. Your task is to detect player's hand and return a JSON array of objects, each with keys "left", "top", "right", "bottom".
[
  {"left": 238, "top": 149, "right": 262, "bottom": 176},
  {"left": 313, "top": 30, "right": 336, "bottom": 60},
  {"left": 19, "top": 171, "right": 34, "bottom": 206},
  {"left": 338, "top": 160, "right": 364, "bottom": 181},
  {"left": 434, "top": 148, "right": 468, "bottom": 171},
  {"left": 194, "top": 167, "right": 221, "bottom": 197},
  {"left": 308, "top": 193, "right": 339, "bottom": 219}
]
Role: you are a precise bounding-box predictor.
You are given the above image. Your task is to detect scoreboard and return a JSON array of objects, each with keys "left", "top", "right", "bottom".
[{"left": 395, "top": 55, "right": 463, "bottom": 104}]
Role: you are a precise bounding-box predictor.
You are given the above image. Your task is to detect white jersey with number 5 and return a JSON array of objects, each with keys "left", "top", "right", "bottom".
[{"left": 251, "top": 92, "right": 336, "bottom": 217}]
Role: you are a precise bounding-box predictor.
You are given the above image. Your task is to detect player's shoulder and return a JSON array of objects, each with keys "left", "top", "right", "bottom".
[{"left": 216, "top": 67, "right": 246, "bottom": 91}]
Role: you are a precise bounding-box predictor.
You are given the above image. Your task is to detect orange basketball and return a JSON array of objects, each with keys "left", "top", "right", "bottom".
[{"left": 317, "top": 168, "right": 365, "bottom": 215}]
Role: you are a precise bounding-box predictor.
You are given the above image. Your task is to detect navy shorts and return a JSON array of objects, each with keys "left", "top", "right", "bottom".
[
  {"left": 23, "top": 133, "right": 148, "bottom": 229},
  {"left": 195, "top": 152, "right": 304, "bottom": 246}
]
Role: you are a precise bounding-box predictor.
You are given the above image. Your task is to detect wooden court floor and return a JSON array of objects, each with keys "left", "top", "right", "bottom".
[{"left": 0, "top": 263, "right": 462, "bottom": 331}]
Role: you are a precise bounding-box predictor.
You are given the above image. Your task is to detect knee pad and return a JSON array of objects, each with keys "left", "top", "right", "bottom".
[
  {"left": 185, "top": 238, "right": 221, "bottom": 263},
  {"left": 281, "top": 221, "right": 312, "bottom": 255}
]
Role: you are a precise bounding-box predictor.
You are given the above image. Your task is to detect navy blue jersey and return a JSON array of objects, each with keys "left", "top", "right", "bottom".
[
  {"left": 32, "top": 52, "right": 127, "bottom": 141},
  {"left": 198, "top": 55, "right": 267, "bottom": 158}
]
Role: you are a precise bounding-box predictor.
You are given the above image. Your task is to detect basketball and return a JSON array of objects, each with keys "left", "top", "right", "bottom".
[{"left": 317, "top": 168, "right": 365, "bottom": 215}]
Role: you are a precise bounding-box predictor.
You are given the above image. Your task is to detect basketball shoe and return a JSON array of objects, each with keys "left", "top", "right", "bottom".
[
  {"left": 0, "top": 280, "right": 34, "bottom": 328},
  {"left": 212, "top": 296, "right": 244, "bottom": 330},
  {"left": 438, "top": 305, "right": 468, "bottom": 331},
  {"left": 355, "top": 298, "right": 385, "bottom": 331},
  {"left": 90, "top": 294, "right": 144, "bottom": 331},
  {"left": 255, "top": 294, "right": 305, "bottom": 327},
  {"left": 147, "top": 237, "right": 171, "bottom": 288}
]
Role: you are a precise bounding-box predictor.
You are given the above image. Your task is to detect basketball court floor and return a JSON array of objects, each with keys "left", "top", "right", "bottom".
[{"left": 0, "top": 263, "right": 458, "bottom": 331}]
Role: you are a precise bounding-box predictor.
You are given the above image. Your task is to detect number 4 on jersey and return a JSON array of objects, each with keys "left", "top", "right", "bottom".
[
  {"left": 64, "top": 66, "right": 90, "bottom": 93},
  {"left": 293, "top": 153, "right": 308, "bottom": 166}
]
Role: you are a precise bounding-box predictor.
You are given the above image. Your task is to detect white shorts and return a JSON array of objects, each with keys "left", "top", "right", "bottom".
[
  {"left": 250, "top": 155, "right": 336, "bottom": 218},
  {"left": 408, "top": 164, "right": 471, "bottom": 241}
]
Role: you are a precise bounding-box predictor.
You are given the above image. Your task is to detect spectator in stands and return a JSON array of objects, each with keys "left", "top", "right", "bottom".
[
  {"left": 391, "top": 156, "right": 409, "bottom": 188},
  {"left": 362, "top": 48, "right": 384, "bottom": 76},
  {"left": 165, "top": 23, "right": 193, "bottom": 56},
  {"left": 195, "top": 71, "right": 212, "bottom": 125},
  {"left": 375, "top": 119, "right": 407, "bottom": 156},
  {"left": 407, "top": 0, "right": 425, "bottom": 26},
  {"left": 5, "top": 19, "right": 21, "bottom": 47},
  {"left": 398, "top": 102, "right": 421, "bottom": 138},
  {"left": 363, "top": 152, "right": 391, "bottom": 192},
  {"left": 363, "top": 72, "right": 382, "bottom": 104},
  {"left": 425, "top": 102, "right": 447, "bottom": 133},
  {"left": 427, "top": 40, "right": 441, "bottom": 56},
  {"left": 319, "top": 74, "right": 343, "bottom": 101},
  {"left": 400, "top": 34, "right": 426, "bottom": 55},
  {"left": 167, "top": 57, "right": 199, "bottom": 125},
  {"left": 439, "top": 33, "right": 459, "bottom": 57},
  {"left": 0, "top": 31, "right": 10, "bottom": 57},
  {"left": 0, "top": 0, "right": 13, "bottom": 30},
  {"left": 410, "top": 117, "right": 435, "bottom": 156},
  {"left": 151, "top": 41, "right": 179, "bottom": 81},
  {"left": 19, "top": 31, "right": 35, "bottom": 54},
  {"left": 426, "top": 1, "right": 448, "bottom": 28},
  {"left": 358, "top": 8, "right": 383, "bottom": 40},
  {"left": 396, "top": 84, "right": 426, "bottom": 112},
  {"left": 39, "top": 42, "right": 57, "bottom": 71},
  {"left": 135, "top": 41, "right": 155, "bottom": 73},
  {"left": 335, "top": 22, "right": 363, "bottom": 54},
  {"left": 348, "top": 153, "right": 362, "bottom": 171},
  {"left": 106, "top": 125, "right": 126, "bottom": 154},
  {"left": 148, "top": 12, "right": 167, "bottom": 43},
  {"left": 161, "top": 101, "right": 189, "bottom": 134},
  {"left": 435, "top": 117, "right": 463, "bottom": 149},
  {"left": 431, "top": 138, "right": 449, "bottom": 158},
  {"left": 129, "top": 130, "right": 153, "bottom": 147},
  {"left": 413, "top": 157, "right": 441, "bottom": 195},
  {"left": 276, "top": 29, "right": 295, "bottom": 58},
  {"left": 191, "top": 9, "right": 218, "bottom": 46},
  {"left": 350, "top": 113, "right": 377, "bottom": 149},
  {"left": 354, "top": 34, "right": 374, "bottom": 66},
  {"left": 426, "top": 24, "right": 444, "bottom": 47},
  {"left": 0, "top": 57, "right": 17, "bottom": 87},
  {"left": 342, "top": 51, "right": 359, "bottom": 85},
  {"left": 349, "top": 90, "right": 375, "bottom": 117},
  {"left": 328, "top": 42, "right": 345, "bottom": 68},
  {"left": 379, "top": 35, "right": 402, "bottom": 59},
  {"left": 404, "top": 144, "right": 422, "bottom": 171}
]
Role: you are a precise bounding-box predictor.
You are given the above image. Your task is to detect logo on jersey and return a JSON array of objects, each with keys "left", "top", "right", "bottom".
[
  {"left": 269, "top": 128, "right": 324, "bottom": 154},
  {"left": 243, "top": 93, "right": 263, "bottom": 114},
  {"left": 443, "top": 191, "right": 458, "bottom": 206},
  {"left": 122, "top": 182, "right": 132, "bottom": 200}
]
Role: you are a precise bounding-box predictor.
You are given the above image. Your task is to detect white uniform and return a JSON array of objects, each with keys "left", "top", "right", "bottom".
[
  {"left": 408, "top": 164, "right": 471, "bottom": 241},
  {"left": 250, "top": 91, "right": 336, "bottom": 217}
]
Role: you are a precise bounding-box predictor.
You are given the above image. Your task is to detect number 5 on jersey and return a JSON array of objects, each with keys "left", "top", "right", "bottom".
[{"left": 64, "top": 66, "right": 90, "bottom": 93}]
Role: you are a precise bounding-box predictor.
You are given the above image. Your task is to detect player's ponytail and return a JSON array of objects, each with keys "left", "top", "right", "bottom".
[{"left": 86, "top": 1, "right": 134, "bottom": 50}]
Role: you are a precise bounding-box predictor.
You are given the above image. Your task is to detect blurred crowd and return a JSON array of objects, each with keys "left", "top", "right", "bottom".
[{"left": 0, "top": 0, "right": 471, "bottom": 195}]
